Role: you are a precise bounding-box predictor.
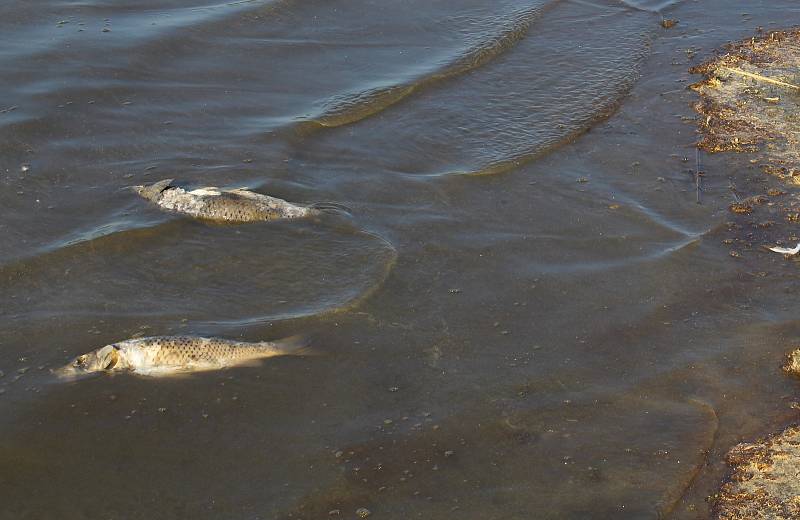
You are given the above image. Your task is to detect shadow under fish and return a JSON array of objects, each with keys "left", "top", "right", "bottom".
[{"left": 53, "top": 335, "right": 316, "bottom": 379}]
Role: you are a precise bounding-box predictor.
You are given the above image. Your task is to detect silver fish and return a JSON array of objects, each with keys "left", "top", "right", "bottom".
[
  {"left": 54, "top": 335, "right": 314, "bottom": 378},
  {"left": 133, "top": 179, "right": 317, "bottom": 222}
]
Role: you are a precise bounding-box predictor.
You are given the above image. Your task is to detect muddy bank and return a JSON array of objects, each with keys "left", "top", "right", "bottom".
[
  {"left": 688, "top": 30, "right": 800, "bottom": 267},
  {"left": 691, "top": 29, "right": 800, "bottom": 172},
  {"left": 692, "top": 29, "right": 800, "bottom": 518},
  {"left": 712, "top": 425, "right": 800, "bottom": 519}
]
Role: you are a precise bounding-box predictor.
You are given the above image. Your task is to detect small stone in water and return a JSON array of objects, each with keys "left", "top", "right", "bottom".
[{"left": 356, "top": 508, "right": 371, "bottom": 518}]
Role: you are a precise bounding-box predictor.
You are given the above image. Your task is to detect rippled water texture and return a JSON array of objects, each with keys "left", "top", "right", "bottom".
[{"left": 3, "top": 0, "right": 800, "bottom": 518}]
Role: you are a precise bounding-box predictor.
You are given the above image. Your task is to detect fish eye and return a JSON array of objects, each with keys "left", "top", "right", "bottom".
[{"left": 73, "top": 355, "right": 87, "bottom": 367}]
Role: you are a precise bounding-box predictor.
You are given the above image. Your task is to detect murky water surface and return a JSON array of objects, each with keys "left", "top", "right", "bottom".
[{"left": 3, "top": 1, "right": 800, "bottom": 518}]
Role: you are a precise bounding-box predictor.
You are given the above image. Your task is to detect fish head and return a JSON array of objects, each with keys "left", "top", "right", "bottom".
[
  {"left": 54, "top": 345, "right": 121, "bottom": 379},
  {"left": 132, "top": 178, "right": 175, "bottom": 202}
]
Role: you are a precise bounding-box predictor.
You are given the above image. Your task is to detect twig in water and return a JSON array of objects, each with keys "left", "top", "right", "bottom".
[
  {"left": 728, "top": 182, "right": 741, "bottom": 203},
  {"left": 695, "top": 147, "right": 704, "bottom": 204},
  {"left": 720, "top": 66, "right": 800, "bottom": 91}
]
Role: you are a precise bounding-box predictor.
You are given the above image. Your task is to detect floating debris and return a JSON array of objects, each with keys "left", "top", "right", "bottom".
[
  {"left": 783, "top": 348, "right": 800, "bottom": 375},
  {"left": 355, "top": 508, "right": 371, "bottom": 518},
  {"left": 660, "top": 19, "right": 678, "bottom": 29},
  {"left": 768, "top": 243, "right": 800, "bottom": 255}
]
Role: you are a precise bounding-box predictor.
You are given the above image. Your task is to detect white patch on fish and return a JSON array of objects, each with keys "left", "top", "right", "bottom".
[
  {"left": 188, "top": 187, "right": 222, "bottom": 196},
  {"left": 769, "top": 243, "right": 800, "bottom": 255},
  {"left": 54, "top": 335, "right": 315, "bottom": 379}
]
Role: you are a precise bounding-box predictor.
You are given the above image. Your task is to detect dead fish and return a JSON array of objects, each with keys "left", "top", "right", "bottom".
[
  {"left": 769, "top": 243, "right": 800, "bottom": 255},
  {"left": 54, "top": 335, "right": 315, "bottom": 378},
  {"left": 132, "top": 179, "right": 317, "bottom": 222}
]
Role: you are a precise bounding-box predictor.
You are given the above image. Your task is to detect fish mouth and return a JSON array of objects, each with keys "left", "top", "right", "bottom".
[
  {"left": 50, "top": 365, "right": 97, "bottom": 381},
  {"left": 51, "top": 365, "right": 79, "bottom": 379}
]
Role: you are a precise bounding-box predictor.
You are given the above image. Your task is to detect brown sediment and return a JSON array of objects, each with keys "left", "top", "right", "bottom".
[
  {"left": 660, "top": 19, "right": 678, "bottom": 29},
  {"left": 711, "top": 425, "right": 800, "bottom": 520}
]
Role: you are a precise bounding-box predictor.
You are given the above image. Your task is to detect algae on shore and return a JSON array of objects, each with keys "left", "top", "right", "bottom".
[
  {"left": 691, "top": 31, "right": 800, "bottom": 518},
  {"left": 691, "top": 29, "right": 800, "bottom": 183},
  {"left": 713, "top": 425, "right": 800, "bottom": 520}
]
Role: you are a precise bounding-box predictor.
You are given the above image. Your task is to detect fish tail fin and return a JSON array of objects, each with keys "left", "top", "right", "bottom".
[
  {"left": 308, "top": 201, "right": 353, "bottom": 216},
  {"left": 269, "top": 334, "right": 321, "bottom": 357}
]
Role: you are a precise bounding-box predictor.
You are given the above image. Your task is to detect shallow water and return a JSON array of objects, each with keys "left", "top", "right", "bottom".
[{"left": 3, "top": 0, "right": 800, "bottom": 518}]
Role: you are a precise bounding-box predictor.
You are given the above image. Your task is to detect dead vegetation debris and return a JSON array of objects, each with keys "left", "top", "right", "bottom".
[
  {"left": 712, "top": 425, "right": 800, "bottom": 520},
  {"left": 690, "top": 29, "right": 800, "bottom": 257},
  {"left": 691, "top": 28, "right": 800, "bottom": 176}
]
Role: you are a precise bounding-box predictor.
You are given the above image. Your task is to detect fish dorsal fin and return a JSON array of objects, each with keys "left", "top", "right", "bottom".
[
  {"left": 189, "top": 187, "right": 222, "bottom": 196},
  {"left": 135, "top": 178, "right": 175, "bottom": 201},
  {"left": 151, "top": 178, "right": 175, "bottom": 193}
]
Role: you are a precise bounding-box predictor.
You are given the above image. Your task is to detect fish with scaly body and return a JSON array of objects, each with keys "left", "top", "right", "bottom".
[
  {"left": 132, "top": 179, "right": 318, "bottom": 222},
  {"left": 54, "top": 335, "right": 315, "bottom": 378}
]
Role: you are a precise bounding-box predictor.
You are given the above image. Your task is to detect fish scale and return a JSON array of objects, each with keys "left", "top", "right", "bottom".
[{"left": 130, "top": 336, "right": 280, "bottom": 368}]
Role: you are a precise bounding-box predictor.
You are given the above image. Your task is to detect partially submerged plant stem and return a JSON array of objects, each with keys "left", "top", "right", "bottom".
[{"left": 720, "top": 66, "right": 800, "bottom": 91}]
